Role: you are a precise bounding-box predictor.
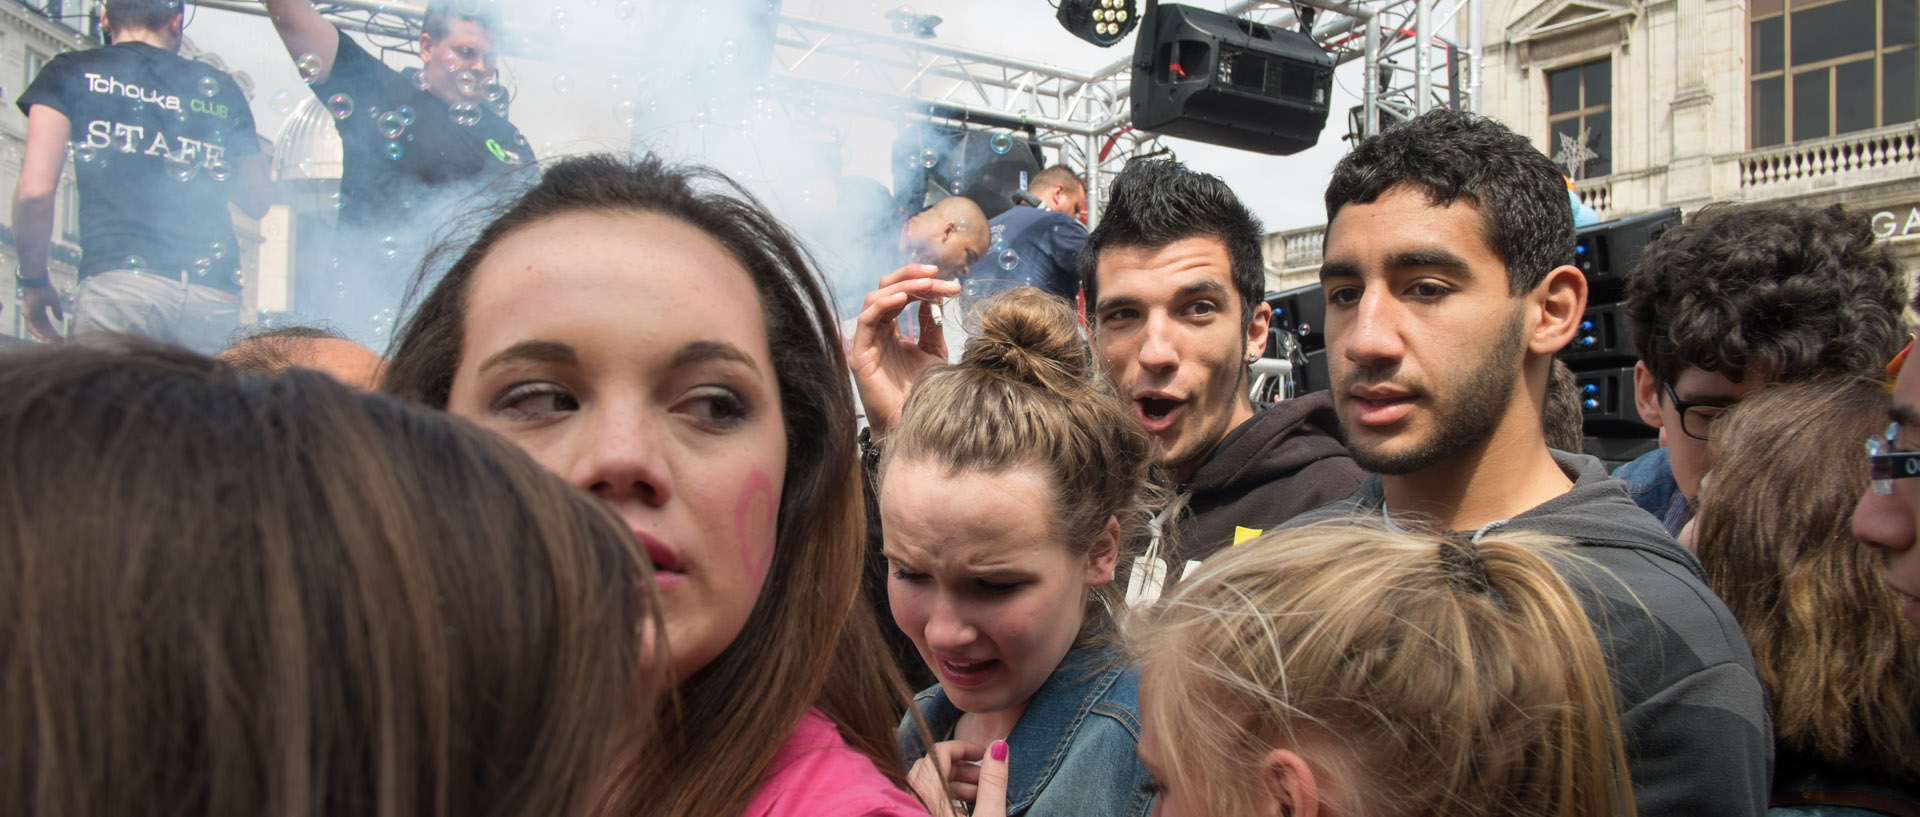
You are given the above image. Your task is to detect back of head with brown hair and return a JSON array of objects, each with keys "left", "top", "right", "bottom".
[
  {"left": 1694, "top": 381, "right": 1920, "bottom": 784},
  {"left": 879, "top": 286, "right": 1154, "bottom": 637},
  {"left": 0, "top": 341, "right": 653, "bottom": 817},
  {"left": 1544, "top": 358, "right": 1586, "bottom": 453},
  {"left": 1133, "top": 521, "right": 1634, "bottom": 817}
]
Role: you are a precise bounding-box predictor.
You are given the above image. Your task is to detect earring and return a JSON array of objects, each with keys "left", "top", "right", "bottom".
[{"left": 1247, "top": 353, "right": 1259, "bottom": 364}]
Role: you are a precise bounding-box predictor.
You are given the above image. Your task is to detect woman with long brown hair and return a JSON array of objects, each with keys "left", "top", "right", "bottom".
[
  {"left": 1692, "top": 382, "right": 1920, "bottom": 812},
  {"left": 383, "top": 154, "right": 925, "bottom": 816},
  {"left": 0, "top": 341, "right": 654, "bottom": 817}
]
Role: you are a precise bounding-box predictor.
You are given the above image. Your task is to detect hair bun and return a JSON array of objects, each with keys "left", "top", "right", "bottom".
[{"left": 959, "top": 287, "right": 1092, "bottom": 396}]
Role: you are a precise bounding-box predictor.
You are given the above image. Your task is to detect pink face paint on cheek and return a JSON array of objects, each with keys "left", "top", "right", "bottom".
[{"left": 734, "top": 470, "right": 778, "bottom": 580}]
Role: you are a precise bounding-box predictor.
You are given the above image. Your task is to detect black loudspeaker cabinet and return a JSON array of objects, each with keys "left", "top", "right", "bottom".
[
  {"left": 1265, "top": 281, "right": 1326, "bottom": 354},
  {"left": 1260, "top": 283, "right": 1330, "bottom": 395},
  {"left": 1560, "top": 298, "right": 1634, "bottom": 363},
  {"left": 1573, "top": 207, "right": 1681, "bottom": 282},
  {"left": 1130, "top": 2, "right": 1336, "bottom": 155},
  {"left": 1572, "top": 365, "right": 1650, "bottom": 432},
  {"left": 1297, "top": 348, "right": 1330, "bottom": 394},
  {"left": 890, "top": 128, "right": 1045, "bottom": 220}
]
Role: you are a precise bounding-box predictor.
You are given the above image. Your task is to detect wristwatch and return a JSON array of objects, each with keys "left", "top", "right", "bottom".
[
  {"left": 14, "top": 272, "right": 50, "bottom": 288},
  {"left": 859, "top": 426, "right": 882, "bottom": 474}
]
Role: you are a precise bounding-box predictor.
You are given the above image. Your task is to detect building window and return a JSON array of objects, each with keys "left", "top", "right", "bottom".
[
  {"left": 1547, "top": 59, "right": 1611, "bottom": 179},
  {"left": 58, "top": 177, "right": 78, "bottom": 243},
  {"left": 1750, "top": 0, "right": 1920, "bottom": 147},
  {"left": 23, "top": 49, "right": 45, "bottom": 92}
]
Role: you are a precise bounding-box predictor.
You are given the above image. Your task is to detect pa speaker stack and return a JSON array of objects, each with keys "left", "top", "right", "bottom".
[
  {"left": 1130, "top": 3, "right": 1336, "bottom": 155},
  {"left": 889, "top": 127, "right": 1045, "bottom": 220},
  {"left": 1265, "top": 282, "right": 1330, "bottom": 395},
  {"left": 1558, "top": 208, "right": 1681, "bottom": 463}
]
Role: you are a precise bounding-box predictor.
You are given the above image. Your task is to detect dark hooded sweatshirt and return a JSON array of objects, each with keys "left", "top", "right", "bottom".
[
  {"left": 1169, "top": 390, "right": 1365, "bottom": 567},
  {"left": 1297, "top": 450, "right": 1773, "bottom": 817}
]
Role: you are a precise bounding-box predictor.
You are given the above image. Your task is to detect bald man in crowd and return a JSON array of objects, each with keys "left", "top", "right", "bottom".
[
  {"left": 899, "top": 195, "right": 990, "bottom": 281},
  {"left": 219, "top": 325, "right": 383, "bottom": 390}
]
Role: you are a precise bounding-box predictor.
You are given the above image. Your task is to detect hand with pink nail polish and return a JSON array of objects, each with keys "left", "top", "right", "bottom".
[{"left": 970, "top": 740, "right": 1010, "bottom": 817}]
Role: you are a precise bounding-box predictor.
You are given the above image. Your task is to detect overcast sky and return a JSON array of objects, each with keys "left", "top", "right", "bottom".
[{"left": 184, "top": 0, "right": 1364, "bottom": 233}]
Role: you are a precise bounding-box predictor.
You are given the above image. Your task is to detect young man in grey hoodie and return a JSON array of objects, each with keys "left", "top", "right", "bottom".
[{"left": 1306, "top": 108, "right": 1772, "bottom": 817}]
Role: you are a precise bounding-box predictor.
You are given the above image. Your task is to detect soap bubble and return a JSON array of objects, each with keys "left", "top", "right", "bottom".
[
  {"left": 295, "top": 53, "right": 322, "bottom": 84},
  {"left": 331, "top": 192, "right": 344, "bottom": 211},
  {"left": 270, "top": 90, "right": 295, "bottom": 114},
  {"left": 192, "top": 258, "right": 211, "bottom": 276},
  {"left": 198, "top": 76, "right": 220, "bottom": 97},
  {"left": 381, "top": 235, "right": 400, "bottom": 259},
  {"left": 692, "top": 110, "right": 709, "bottom": 128},
  {"left": 990, "top": 133, "right": 1013, "bottom": 154},
  {"left": 553, "top": 73, "right": 573, "bottom": 94},
  {"left": 614, "top": 0, "right": 635, "bottom": 18},
  {"left": 123, "top": 255, "right": 146, "bottom": 271},
  {"left": 998, "top": 249, "right": 1020, "bottom": 270},
  {"left": 70, "top": 142, "right": 98, "bottom": 164},
  {"left": 327, "top": 93, "right": 354, "bottom": 119},
  {"left": 167, "top": 155, "right": 199, "bottom": 182},
  {"left": 721, "top": 39, "right": 739, "bottom": 62},
  {"left": 920, "top": 149, "right": 938, "bottom": 168},
  {"left": 551, "top": 7, "right": 570, "bottom": 29},
  {"left": 614, "top": 99, "right": 636, "bottom": 124},
  {"left": 395, "top": 105, "right": 414, "bottom": 126},
  {"left": 950, "top": 181, "right": 963, "bottom": 194},
  {"left": 484, "top": 81, "right": 506, "bottom": 104},
  {"left": 455, "top": 71, "right": 480, "bottom": 96},
  {"left": 450, "top": 103, "right": 481, "bottom": 127},
  {"left": 377, "top": 111, "right": 406, "bottom": 138},
  {"left": 210, "top": 241, "right": 229, "bottom": 260},
  {"left": 206, "top": 159, "right": 232, "bottom": 182},
  {"left": 955, "top": 218, "right": 970, "bottom": 232},
  {"left": 412, "top": 71, "right": 431, "bottom": 91},
  {"left": 385, "top": 141, "right": 404, "bottom": 160}
]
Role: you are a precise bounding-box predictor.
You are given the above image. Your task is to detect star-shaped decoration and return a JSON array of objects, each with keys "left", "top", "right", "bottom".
[{"left": 1554, "top": 125, "right": 1601, "bottom": 179}]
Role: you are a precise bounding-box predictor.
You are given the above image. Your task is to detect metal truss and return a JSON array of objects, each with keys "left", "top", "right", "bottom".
[
  {"left": 762, "top": 13, "right": 1160, "bottom": 222},
  {"left": 757, "top": 0, "right": 1480, "bottom": 220},
  {"left": 189, "top": 0, "right": 1477, "bottom": 221}
]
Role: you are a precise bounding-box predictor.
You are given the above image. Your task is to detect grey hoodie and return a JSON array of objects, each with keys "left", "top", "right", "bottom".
[{"left": 1302, "top": 450, "right": 1773, "bottom": 817}]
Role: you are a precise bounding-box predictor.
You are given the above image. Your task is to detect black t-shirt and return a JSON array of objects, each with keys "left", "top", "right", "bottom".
[
  {"left": 967, "top": 205, "right": 1088, "bottom": 301},
  {"left": 311, "top": 30, "right": 532, "bottom": 230},
  {"left": 17, "top": 42, "right": 259, "bottom": 291}
]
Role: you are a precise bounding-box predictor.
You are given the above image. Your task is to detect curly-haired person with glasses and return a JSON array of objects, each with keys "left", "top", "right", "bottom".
[{"left": 1618, "top": 202, "right": 1909, "bottom": 538}]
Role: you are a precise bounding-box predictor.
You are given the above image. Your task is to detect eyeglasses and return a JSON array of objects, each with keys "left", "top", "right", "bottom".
[
  {"left": 1661, "top": 381, "right": 1732, "bottom": 442},
  {"left": 1867, "top": 421, "right": 1920, "bottom": 495}
]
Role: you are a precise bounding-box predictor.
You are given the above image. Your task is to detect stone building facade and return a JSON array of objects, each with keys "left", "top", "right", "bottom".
[{"left": 1265, "top": 0, "right": 1920, "bottom": 290}]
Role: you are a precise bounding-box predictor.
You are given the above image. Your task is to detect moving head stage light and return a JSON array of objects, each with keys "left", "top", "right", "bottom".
[
  {"left": 1130, "top": 2, "right": 1336, "bottom": 155},
  {"left": 1058, "top": 0, "right": 1140, "bottom": 47}
]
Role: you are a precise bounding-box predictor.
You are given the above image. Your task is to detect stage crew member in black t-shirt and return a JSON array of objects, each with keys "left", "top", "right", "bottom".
[
  {"left": 262, "top": 0, "right": 532, "bottom": 232},
  {"left": 11, "top": 0, "right": 270, "bottom": 353}
]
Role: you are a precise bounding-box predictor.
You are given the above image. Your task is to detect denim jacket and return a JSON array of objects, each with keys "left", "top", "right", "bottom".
[
  {"left": 1611, "top": 447, "right": 1691, "bottom": 537},
  {"left": 898, "top": 646, "right": 1155, "bottom": 817}
]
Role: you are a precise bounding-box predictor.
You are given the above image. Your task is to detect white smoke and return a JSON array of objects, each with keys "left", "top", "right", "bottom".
[{"left": 177, "top": 0, "right": 1358, "bottom": 343}]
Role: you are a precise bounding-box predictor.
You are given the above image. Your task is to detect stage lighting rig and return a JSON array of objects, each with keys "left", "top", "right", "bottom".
[
  {"left": 887, "top": 6, "right": 943, "bottom": 39},
  {"left": 1058, "top": 0, "right": 1139, "bottom": 47}
]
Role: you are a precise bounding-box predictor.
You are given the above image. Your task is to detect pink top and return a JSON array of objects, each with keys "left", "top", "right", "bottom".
[{"left": 742, "top": 708, "right": 930, "bottom": 817}]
